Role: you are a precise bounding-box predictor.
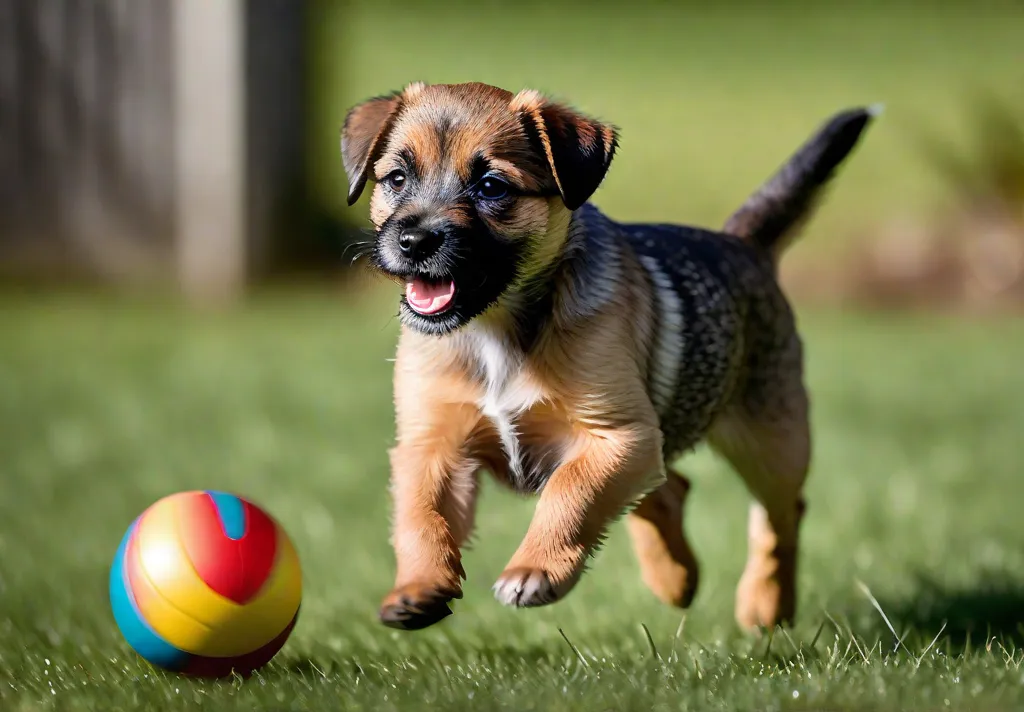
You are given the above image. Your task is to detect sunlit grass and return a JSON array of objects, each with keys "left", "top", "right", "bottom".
[{"left": 2, "top": 290, "right": 1024, "bottom": 709}]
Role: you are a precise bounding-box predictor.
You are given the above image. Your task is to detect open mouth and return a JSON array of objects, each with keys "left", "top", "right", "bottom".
[{"left": 404, "top": 277, "right": 456, "bottom": 316}]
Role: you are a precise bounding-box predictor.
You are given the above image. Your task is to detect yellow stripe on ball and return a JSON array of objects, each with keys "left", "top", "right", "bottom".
[
  {"left": 237, "top": 530, "right": 302, "bottom": 644},
  {"left": 131, "top": 493, "right": 301, "bottom": 658}
]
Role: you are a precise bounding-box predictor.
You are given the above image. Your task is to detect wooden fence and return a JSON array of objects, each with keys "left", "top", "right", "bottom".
[{"left": 0, "top": 0, "right": 309, "bottom": 301}]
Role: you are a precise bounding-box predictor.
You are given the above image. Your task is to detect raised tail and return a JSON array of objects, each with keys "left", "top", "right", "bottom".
[{"left": 723, "top": 105, "right": 881, "bottom": 259}]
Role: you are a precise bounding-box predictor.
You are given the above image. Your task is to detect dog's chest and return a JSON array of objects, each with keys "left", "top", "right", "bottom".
[{"left": 466, "top": 329, "right": 564, "bottom": 492}]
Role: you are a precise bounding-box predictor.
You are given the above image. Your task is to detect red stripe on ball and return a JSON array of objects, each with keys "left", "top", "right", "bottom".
[
  {"left": 179, "top": 494, "right": 279, "bottom": 604},
  {"left": 179, "top": 494, "right": 244, "bottom": 602},
  {"left": 239, "top": 500, "right": 278, "bottom": 602}
]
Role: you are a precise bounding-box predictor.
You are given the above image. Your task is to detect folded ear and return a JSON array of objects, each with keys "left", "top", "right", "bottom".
[
  {"left": 514, "top": 91, "right": 619, "bottom": 211},
  {"left": 341, "top": 82, "right": 426, "bottom": 205}
]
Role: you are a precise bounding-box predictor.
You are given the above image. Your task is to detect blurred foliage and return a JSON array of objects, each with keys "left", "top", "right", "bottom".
[
  {"left": 781, "top": 83, "right": 1024, "bottom": 311},
  {"left": 915, "top": 85, "right": 1024, "bottom": 215}
]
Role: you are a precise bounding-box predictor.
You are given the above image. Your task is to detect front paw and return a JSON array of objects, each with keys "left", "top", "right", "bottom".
[
  {"left": 493, "top": 567, "right": 562, "bottom": 608},
  {"left": 379, "top": 582, "right": 462, "bottom": 631}
]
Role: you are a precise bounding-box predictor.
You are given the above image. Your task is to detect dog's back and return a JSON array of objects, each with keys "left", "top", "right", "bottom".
[
  {"left": 621, "top": 217, "right": 788, "bottom": 459},
  {"left": 590, "top": 106, "right": 880, "bottom": 460}
]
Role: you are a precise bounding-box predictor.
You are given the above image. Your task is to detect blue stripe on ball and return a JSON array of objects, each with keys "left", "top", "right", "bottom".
[
  {"left": 205, "top": 491, "right": 247, "bottom": 541},
  {"left": 109, "top": 518, "right": 190, "bottom": 671}
]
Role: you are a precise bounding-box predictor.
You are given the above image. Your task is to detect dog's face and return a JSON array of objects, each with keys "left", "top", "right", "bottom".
[{"left": 341, "top": 82, "right": 618, "bottom": 335}]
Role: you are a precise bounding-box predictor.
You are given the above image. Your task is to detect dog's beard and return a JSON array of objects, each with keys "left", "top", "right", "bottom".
[{"left": 370, "top": 225, "right": 522, "bottom": 336}]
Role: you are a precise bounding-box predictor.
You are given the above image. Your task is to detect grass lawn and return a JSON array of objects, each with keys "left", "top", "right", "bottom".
[{"left": 3, "top": 289, "right": 1024, "bottom": 710}]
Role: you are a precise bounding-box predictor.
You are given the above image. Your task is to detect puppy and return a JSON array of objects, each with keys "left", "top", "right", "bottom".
[{"left": 340, "top": 81, "right": 876, "bottom": 632}]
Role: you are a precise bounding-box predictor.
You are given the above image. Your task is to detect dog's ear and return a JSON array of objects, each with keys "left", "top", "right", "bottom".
[
  {"left": 513, "top": 90, "right": 619, "bottom": 211},
  {"left": 341, "top": 82, "right": 427, "bottom": 205}
]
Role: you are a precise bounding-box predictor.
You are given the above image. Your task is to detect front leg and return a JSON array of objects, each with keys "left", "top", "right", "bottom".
[
  {"left": 379, "top": 404, "right": 485, "bottom": 630},
  {"left": 493, "top": 422, "right": 664, "bottom": 607}
]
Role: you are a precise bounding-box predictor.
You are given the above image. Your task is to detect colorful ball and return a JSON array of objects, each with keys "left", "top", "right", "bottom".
[{"left": 109, "top": 491, "right": 302, "bottom": 677}]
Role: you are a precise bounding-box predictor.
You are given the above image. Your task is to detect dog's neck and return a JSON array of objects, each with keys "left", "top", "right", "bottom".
[
  {"left": 556, "top": 204, "right": 624, "bottom": 321},
  {"left": 467, "top": 203, "right": 624, "bottom": 356}
]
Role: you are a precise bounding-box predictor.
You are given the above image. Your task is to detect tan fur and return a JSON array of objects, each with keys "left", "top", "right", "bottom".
[
  {"left": 380, "top": 245, "right": 666, "bottom": 621},
  {"left": 708, "top": 402, "right": 810, "bottom": 629},
  {"left": 348, "top": 80, "right": 756, "bottom": 627},
  {"left": 626, "top": 467, "right": 700, "bottom": 608},
  {"left": 338, "top": 81, "right": 870, "bottom": 633}
]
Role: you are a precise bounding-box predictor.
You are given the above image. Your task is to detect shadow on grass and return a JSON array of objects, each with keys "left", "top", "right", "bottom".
[{"left": 880, "top": 573, "right": 1024, "bottom": 648}]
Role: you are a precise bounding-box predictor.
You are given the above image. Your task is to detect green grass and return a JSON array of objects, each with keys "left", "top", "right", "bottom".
[
  {"left": 2, "top": 289, "right": 1024, "bottom": 710},
  {"left": 308, "top": 1, "right": 1024, "bottom": 258}
]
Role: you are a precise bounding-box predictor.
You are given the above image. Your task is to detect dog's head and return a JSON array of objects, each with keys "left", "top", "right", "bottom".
[{"left": 341, "top": 82, "right": 618, "bottom": 335}]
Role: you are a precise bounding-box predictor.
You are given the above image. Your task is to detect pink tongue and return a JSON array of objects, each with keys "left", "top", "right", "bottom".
[{"left": 406, "top": 279, "right": 455, "bottom": 315}]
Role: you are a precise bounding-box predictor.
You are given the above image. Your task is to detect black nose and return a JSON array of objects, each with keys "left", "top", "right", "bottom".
[{"left": 398, "top": 228, "right": 443, "bottom": 261}]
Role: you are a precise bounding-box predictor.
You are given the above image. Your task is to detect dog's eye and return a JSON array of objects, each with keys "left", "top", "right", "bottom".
[
  {"left": 385, "top": 171, "right": 407, "bottom": 193},
  {"left": 476, "top": 177, "right": 509, "bottom": 201}
]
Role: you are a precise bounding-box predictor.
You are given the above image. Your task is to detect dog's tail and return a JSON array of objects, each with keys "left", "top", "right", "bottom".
[{"left": 723, "top": 105, "right": 881, "bottom": 260}]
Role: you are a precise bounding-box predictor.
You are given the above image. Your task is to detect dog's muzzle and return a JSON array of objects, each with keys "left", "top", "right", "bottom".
[
  {"left": 393, "top": 227, "right": 457, "bottom": 315},
  {"left": 397, "top": 227, "right": 443, "bottom": 263}
]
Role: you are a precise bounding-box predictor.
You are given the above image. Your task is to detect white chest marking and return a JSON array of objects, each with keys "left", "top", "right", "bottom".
[
  {"left": 640, "top": 256, "right": 685, "bottom": 415},
  {"left": 468, "top": 326, "right": 543, "bottom": 482}
]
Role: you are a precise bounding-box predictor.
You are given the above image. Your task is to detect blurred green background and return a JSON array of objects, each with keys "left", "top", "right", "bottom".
[
  {"left": 3, "top": 2, "right": 1024, "bottom": 709},
  {"left": 309, "top": 0, "right": 1024, "bottom": 275}
]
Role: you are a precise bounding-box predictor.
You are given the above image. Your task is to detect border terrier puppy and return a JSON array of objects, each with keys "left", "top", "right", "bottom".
[{"left": 341, "top": 81, "right": 876, "bottom": 631}]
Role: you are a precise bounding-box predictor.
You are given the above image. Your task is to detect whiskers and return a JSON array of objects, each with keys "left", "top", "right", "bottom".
[{"left": 341, "top": 238, "right": 375, "bottom": 267}]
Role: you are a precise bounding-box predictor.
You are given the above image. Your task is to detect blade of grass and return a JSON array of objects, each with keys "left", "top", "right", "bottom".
[
  {"left": 857, "top": 579, "right": 905, "bottom": 653},
  {"left": 914, "top": 621, "right": 948, "bottom": 672},
  {"left": 640, "top": 623, "right": 661, "bottom": 661},
  {"left": 558, "top": 628, "right": 590, "bottom": 669}
]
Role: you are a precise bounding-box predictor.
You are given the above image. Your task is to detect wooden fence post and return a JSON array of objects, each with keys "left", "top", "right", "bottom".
[{"left": 173, "top": 0, "right": 246, "bottom": 303}]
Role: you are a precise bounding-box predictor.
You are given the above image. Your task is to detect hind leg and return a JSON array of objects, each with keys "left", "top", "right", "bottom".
[
  {"left": 627, "top": 467, "right": 700, "bottom": 607},
  {"left": 735, "top": 496, "right": 806, "bottom": 630},
  {"left": 710, "top": 384, "right": 810, "bottom": 631}
]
